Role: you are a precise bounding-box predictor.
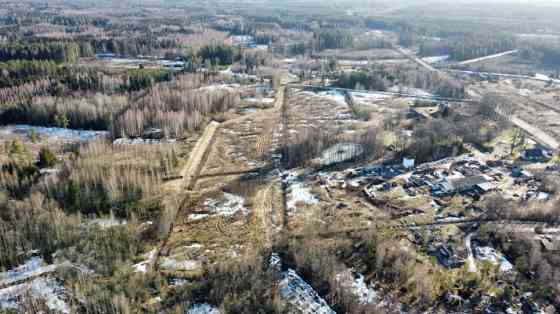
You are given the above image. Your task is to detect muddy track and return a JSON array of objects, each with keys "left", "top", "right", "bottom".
[
  {"left": 279, "top": 87, "right": 289, "bottom": 232},
  {"left": 290, "top": 219, "right": 558, "bottom": 239}
]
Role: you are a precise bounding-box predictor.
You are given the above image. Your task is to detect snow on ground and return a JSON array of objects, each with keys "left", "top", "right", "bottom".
[
  {"left": 113, "top": 138, "right": 177, "bottom": 145},
  {"left": 89, "top": 218, "right": 127, "bottom": 229},
  {"left": 0, "top": 257, "right": 70, "bottom": 313},
  {"left": 0, "top": 277, "right": 69, "bottom": 313},
  {"left": 352, "top": 91, "right": 390, "bottom": 103},
  {"left": 132, "top": 249, "right": 157, "bottom": 273},
  {"left": 270, "top": 253, "right": 335, "bottom": 314},
  {"left": 283, "top": 171, "right": 319, "bottom": 211},
  {"left": 159, "top": 258, "right": 201, "bottom": 272},
  {"left": 188, "top": 193, "right": 248, "bottom": 221},
  {"left": 279, "top": 269, "right": 336, "bottom": 314},
  {"left": 0, "top": 257, "right": 61, "bottom": 288},
  {"left": 317, "top": 90, "right": 347, "bottom": 106},
  {"left": 421, "top": 55, "right": 450, "bottom": 64},
  {"left": 316, "top": 143, "right": 365, "bottom": 166},
  {"left": 474, "top": 246, "right": 513, "bottom": 272},
  {"left": 198, "top": 83, "right": 240, "bottom": 92},
  {"left": 0, "top": 125, "right": 108, "bottom": 143},
  {"left": 218, "top": 68, "right": 258, "bottom": 80},
  {"left": 204, "top": 193, "right": 248, "bottom": 216},
  {"left": 243, "top": 97, "right": 275, "bottom": 104},
  {"left": 388, "top": 86, "right": 432, "bottom": 97},
  {"left": 336, "top": 269, "right": 378, "bottom": 304},
  {"left": 187, "top": 303, "right": 221, "bottom": 314}
]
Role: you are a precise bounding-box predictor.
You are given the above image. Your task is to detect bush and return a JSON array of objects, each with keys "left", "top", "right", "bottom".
[{"left": 37, "top": 147, "right": 57, "bottom": 168}]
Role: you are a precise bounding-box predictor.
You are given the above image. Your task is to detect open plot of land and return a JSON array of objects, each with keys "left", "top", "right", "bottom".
[
  {"left": 316, "top": 48, "right": 403, "bottom": 60},
  {"left": 470, "top": 80, "right": 560, "bottom": 144}
]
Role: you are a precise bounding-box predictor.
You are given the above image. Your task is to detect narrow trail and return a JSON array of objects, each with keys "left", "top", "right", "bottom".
[{"left": 253, "top": 86, "right": 288, "bottom": 248}]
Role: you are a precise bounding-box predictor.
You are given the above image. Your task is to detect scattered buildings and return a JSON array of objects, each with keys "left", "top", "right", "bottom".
[{"left": 521, "top": 148, "right": 552, "bottom": 162}]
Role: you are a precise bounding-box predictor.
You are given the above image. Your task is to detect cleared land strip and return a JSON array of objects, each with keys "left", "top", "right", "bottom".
[
  {"left": 292, "top": 219, "right": 558, "bottom": 239},
  {"left": 468, "top": 88, "right": 560, "bottom": 151},
  {"left": 287, "top": 84, "right": 474, "bottom": 103},
  {"left": 510, "top": 115, "right": 560, "bottom": 150},
  {"left": 449, "top": 69, "right": 560, "bottom": 84},
  {"left": 153, "top": 121, "right": 221, "bottom": 271},
  {"left": 457, "top": 50, "right": 519, "bottom": 66},
  {"left": 181, "top": 121, "right": 221, "bottom": 190}
]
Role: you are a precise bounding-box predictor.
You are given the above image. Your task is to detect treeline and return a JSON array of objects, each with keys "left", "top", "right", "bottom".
[
  {"left": 0, "top": 64, "right": 173, "bottom": 105},
  {"left": 89, "top": 36, "right": 179, "bottom": 57},
  {"left": 402, "top": 101, "right": 506, "bottom": 163},
  {"left": 0, "top": 73, "right": 238, "bottom": 137},
  {"left": 41, "top": 142, "right": 177, "bottom": 217},
  {"left": 0, "top": 42, "right": 80, "bottom": 63},
  {"left": 1, "top": 95, "right": 129, "bottom": 131},
  {"left": 0, "top": 60, "right": 59, "bottom": 88},
  {"left": 520, "top": 39, "right": 560, "bottom": 67},
  {"left": 113, "top": 75, "right": 240, "bottom": 138},
  {"left": 314, "top": 29, "right": 354, "bottom": 51},
  {"left": 419, "top": 33, "right": 517, "bottom": 61},
  {"left": 334, "top": 66, "right": 465, "bottom": 99},
  {"left": 197, "top": 44, "right": 237, "bottom": 66},
  {"left": 335, "top": 69, "right": 389, "bottom": 91}
]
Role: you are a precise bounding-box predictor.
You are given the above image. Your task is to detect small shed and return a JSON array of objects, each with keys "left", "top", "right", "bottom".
[{"left": 521, "top": 148, "right": 551, "bottom": 162}]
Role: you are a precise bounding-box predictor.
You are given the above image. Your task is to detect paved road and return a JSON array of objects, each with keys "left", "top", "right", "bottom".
[
  {"left": 468, "top": 88, "right": 560, "bottom": 151},
  {"left": 457, "top": 50, "right": 519, "bottom": 66},
  {"left": 510, "top": 115, "right": 560, "bottom": 150}
]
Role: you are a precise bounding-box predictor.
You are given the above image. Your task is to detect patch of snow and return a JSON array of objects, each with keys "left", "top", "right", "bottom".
[
  {"left": 317, "top": 90, "right": 347, "bottom": 106},
  {"left": 132, "top": 249, "right": 157, "bottom": 273},
  {"left": 352, "top": 91, "right": 389, "bottom": 102},
  {"left": 336, "top": 270, "right": 378, "bottom": 304},
  {"left": 279, "top": 269, "right": 336, "bottom": 314},
  {"left": 188, "top": 214, "right": 210, "bottom": 221},
  {"left": 316, "top": 143, "right": 365, "bottom": 166},
  {"left": 422, "top": 55, "right": 450, "bottom": 64},
  {"left": 160, "top": 258, "right": 201, "bottom": 272},
  {"left": 188, "top": 193, "right": 248, "bottom": 221},
  {"left": 170, "top": 278, "right": 188, "bottom": 287},
  {"left": 474, "top": 246, "right": 513, "bottom": 272},
  {"left": 283, "top": 172, "right": 319, "bottom": 211},
  {"left": 535, "top": 73, "right": 551, "bottom": 81},
  {"left": 0, "top": 277, "right": 69, "bottom": 313},
  {"left": 388, "top": 86, "right": 432, "bottom": 97},
  {"left": 197, "top": 84, "right": 239, "bottom": 93},
  {"left": 0, "top": 257, "right": 63, "bottom": 288},
  {"left": 89, "top": 218, "right": 127, "bottom": 229},
  {"left": 243, "top": 97, "right": 275, "bottom": 104},
  {"left": 204, "top": 193, "right": 248, "bottom": 217},
  {"left": 113, "top": 138, "right": 177, "bottom": 145},
  {"left": 0, "top": 125, "right": 108, "bottom": 143},
  {"left": 187, "top": 303, "right": 221, "bottom": 314}
]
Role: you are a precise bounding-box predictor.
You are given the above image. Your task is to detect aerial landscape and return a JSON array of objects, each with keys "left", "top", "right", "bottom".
[{"left": 1, "top": 0, "right": 560, "bottom": 313}]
